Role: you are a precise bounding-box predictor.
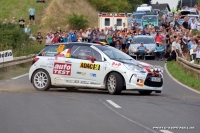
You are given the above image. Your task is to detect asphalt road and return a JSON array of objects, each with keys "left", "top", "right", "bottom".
[{"left": 0, "top": 60, "right": 199, "bottom": 133}]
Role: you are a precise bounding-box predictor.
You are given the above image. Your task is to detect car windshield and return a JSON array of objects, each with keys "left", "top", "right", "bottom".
[
  {"left": 142, "top": 16, "right": 158, "bottom": 22},
  {"left": 132, "top": 14, "right": 144, "bottom": 19},
  {"left": 94, "top": 45, "right": 135, "bottom": 60},
  {"left": 133, "top": 37, "right": 155, "bottom": 44}
]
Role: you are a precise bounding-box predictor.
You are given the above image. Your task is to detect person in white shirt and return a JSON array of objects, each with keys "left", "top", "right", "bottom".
[
  {"left": 194, "top": 42, "right": 200, "bottom": 64},
  {"left": 166, "top": 37, "right": 182, "bottom": 62},
  {"left": 82, "top": 30, "right": 89, "bottom": 42},
  {"left": 190, "top": 18, "right": 197, "bottom": 30}
]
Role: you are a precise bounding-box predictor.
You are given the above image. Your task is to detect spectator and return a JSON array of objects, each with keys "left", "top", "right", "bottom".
[
  {"left": 51, "top": 34, "right": 59, "bottom": 44},
  {"left": 82, "top": 29, "right": 88, "bottom": 42},
  {"left": 86, "top": 28, "right": 91, "bottom": 42},
  {"left": 29, "top": 6, "right": 36, "bottom": 25},
  {"left": 154, "top": 42, "right": 164, "bottom": 60},
  {"left": 190, "top": 18, "right": 197, "bottom": 31},
  {"left": 36, "top": 32, "right": 43, "bottom": 44},
  {"left": 2, "top": 19, "right": 8, "bottom": 24},
  {"left": 99, "top": 29, "right": 106, "bottom": 42},
  {"left": 106, "top": 31, "right": 113, "bottom": 46},
  {"left": 115, "top": 40, "right": 122, "bottom": 50},
  {"left": 135, "top": 42, "right": 148, "bottom": 60},
  {"left": 69, "top": 30, "right": 76, "bottom": 42},
  {"left": 90, "top": 34, "right": 98, "bottom": 43},
  {"left": 57, "top": 27, "right": 61, "bottom": 33},
  {"left": 194, "top": 41, "right": 200, "bottom": 64},
  {"left": 58, "top": 33, "right": 64, "bottom": 43},
  {"left": 29, "top": 34, "right": 36, "bottom": 40},
  {"left": 45, "top": 32, "right": 52, "bottom": 44},
  {"left": 63, "top": 34, "right": 69, "bottom": 42},
  {"left": 11, "top": 17, "right": 16, "bottom": 24},
  {"left": 19, "top": 16, "right": 25, "bottom": 28},
  {"left": 24, "top": 25, "right": 31, "bottom": 35},
  {"left": 166, "top": 37, "right": 182, "bottom": 62},
  {"left": 190, "top": 40, "right": 198, "bottom": 61}
]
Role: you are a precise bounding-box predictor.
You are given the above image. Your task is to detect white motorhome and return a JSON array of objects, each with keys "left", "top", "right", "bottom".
[{"left": 136, "top": 4, "right": 152, "bottom": 13}]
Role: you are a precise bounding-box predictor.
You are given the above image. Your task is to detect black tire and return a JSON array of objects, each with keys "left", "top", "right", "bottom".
[
  {"left": 138, "top": 91, "right": 152, "bottom": 95},
  {"left": 32, "top": 69, "right": 51, "bottom": 91},
  {"left": 106, "top": 72, "right": 123, "bottom": 95}
]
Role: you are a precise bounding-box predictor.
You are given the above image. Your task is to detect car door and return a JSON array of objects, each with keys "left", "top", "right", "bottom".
[{"left": 67, "top": 45, "right": 105, "bottom": 86}]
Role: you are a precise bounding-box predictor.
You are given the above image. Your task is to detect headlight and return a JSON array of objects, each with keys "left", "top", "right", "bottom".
[{"left": 124, "top": 64, "right": 145, "bottom": 72}]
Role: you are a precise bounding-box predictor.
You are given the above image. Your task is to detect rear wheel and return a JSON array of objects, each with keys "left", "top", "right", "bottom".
[
  {"left": 106, "top": 72, "right": 123, "bottom": 95},
  {"left": 32, "top": 69, "right": 51, "bottom": 91},
  {"left": 138, "top": 91, "right": 152, "bottom": 95}
]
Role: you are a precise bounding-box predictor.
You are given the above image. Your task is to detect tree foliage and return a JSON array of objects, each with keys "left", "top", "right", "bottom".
[
  {"left": 88, "top": 0, "right": 152, "bottom": 12},
  {"left": 176, "top": 0, "right": 181, "bottom": 10},
  {"left": 0, "top": 22, "right": 32, "bottom": 51},
  {"left": 67, "top": 13, "right": 89, "bottom": 30}
]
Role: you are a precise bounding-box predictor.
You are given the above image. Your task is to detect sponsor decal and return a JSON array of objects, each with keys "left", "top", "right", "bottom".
[
  {"left": 66, "top": 80, "right": 79, "bottom": 83},
  {"left": 0, "top": 50, "right": 13, "bottom": 63},
  {"left": 80, "top": 81, "right": 90, "bottom": 84},
  {"left": 90, "top": 82, "right": 100, "bottom": 85},
  {"left": 47, "top": 58, "right": 55, "bottom": 60},
  {"left": 40, "top": 65, "right": 47, "bottom": 68},
  {"left": 80, "top": 62, "right": 100, "bottom": 70},
  {"left": 112, "top": 62, "right": 121, "bottom": 67},
  {"left": 77, "top": 72, "right": 86, "bottom": 75},
  {"left": 46, "top": 63, "right": 53, "bottom": 68},
  {"left": 57, "top": 44, "right": 65, "bottom": 53},
  {"left": 53, "top": 62, "right": 71, "bottom": 75},
  {"left": 90, "top": 73, "right": 96, "bottom": 77},
  {"left": 54, "top": 77, "right": 63, "bottom": 81}
]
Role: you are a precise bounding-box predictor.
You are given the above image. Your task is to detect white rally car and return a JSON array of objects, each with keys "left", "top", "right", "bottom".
[{"left": 29, "top": 42, "right": 164, "bottom": 95}]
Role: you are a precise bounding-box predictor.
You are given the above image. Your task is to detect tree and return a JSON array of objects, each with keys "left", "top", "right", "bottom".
[
  {"left": 142, "top": 0, "right": 151, "bottom": 4},
  {"left": 176, "top": 0, "right": 181, "bottom": 10}
]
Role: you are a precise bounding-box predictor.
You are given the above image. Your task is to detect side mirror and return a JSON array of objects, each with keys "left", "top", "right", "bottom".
[{"left": 87, "top": 56, "right": 95, "bottom": 63}]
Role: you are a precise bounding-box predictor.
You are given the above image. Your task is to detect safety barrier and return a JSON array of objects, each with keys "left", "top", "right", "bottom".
[
  {"left": 0, "top": 54, "right": 36, "bottom": 68},
  {"left": 177, "top": 57, "right": 200, "bottom": 75}
]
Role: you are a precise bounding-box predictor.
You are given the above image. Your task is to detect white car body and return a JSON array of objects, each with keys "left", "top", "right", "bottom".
[{"left": 29, "top": 43, "right": 163, "bottom": 95}]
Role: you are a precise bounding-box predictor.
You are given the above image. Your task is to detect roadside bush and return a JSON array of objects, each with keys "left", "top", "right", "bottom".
[
  {"left": 0, "top": 22, "right": 32, "bottom": 51},
  {"left": 67, "top": 13, "right": 89, "bottom": 30},
  {"left": 0, "top": 22, "right": 43, "bottom": 56}
]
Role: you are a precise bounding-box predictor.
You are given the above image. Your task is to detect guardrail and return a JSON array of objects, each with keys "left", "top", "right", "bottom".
[
  {"left": 0, "top": 54, "right": 36, "bottom": 68},
  {"left": 177, "top": 57, "right": 200, "bottom": 75}
]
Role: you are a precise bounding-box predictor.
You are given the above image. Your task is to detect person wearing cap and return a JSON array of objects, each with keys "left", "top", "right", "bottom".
[{"left": 135, "top": 42, "right": 148, "bottom": 60}]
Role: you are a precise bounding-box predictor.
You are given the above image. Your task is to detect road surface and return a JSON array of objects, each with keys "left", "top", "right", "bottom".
[{"left": 0, "top": 61, "right": 199, "bottom": 133}]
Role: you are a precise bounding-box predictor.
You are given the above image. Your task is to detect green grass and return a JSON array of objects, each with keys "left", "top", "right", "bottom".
[
  {"left": 0, "top": 62, "right": 32, "bottom": 80},
  {"left": 0, "top": 0, "right": 51, "bottom": 35},
  {"left": 167, "top": 61, "right": 200, "bottom": 91}
]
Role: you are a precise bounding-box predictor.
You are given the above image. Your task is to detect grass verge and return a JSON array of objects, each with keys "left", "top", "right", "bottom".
[
  {"left": 0, "top": 62, "right": 31, "bottom": 80},
  {"left": 167, "top": 60, "right": 200, "bottom": 91}
]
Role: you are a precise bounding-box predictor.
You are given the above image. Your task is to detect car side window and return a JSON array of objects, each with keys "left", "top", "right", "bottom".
[
  {"left": 71, "top": 45, "right": 93, "bottom": 60},
  {"left": 92, "top": 49, "right": 102, "bottom": 62},
  {"left": 70, "top": 45, "right": 102, "bottom": 61}
]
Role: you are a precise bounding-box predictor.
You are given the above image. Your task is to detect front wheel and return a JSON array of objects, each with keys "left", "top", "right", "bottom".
[
  {"left": 106, "top": 72, "right": 123, "bottom": 95},
  {"left": 32, "top": 69, "right": 51, "bottom": 91},
  {"left": 138, "top": 91, "right": 152, "bottom": 95}
]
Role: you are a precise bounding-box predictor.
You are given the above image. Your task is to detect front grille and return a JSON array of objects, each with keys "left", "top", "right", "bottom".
[{"left": 144, "top": 76, "right": 163, "bottom": 87}]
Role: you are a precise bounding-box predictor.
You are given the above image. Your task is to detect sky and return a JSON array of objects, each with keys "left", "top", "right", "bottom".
[{"left": 151, "top": 0, "right": 179, "bottom": 9}]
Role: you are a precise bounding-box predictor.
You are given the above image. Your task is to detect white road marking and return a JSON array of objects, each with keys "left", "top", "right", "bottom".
[
  {"left": 12, "top": 73, "right": 29, "bottom": 80},
  {"left": 160, "top": 130, "right": 173, "bottom": 133},
  {"left": 100, "top": 99, "right": 158, "bottom": 133},
  {"left": 106, "top": 100, "right": 121, "bottom": 108},
  {"left": 165, "top": 64, "right": 200, "bottom": 94}
]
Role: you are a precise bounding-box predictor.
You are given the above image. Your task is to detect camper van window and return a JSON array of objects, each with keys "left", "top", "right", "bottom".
[
  {"left": 105, "top": 18, "right": 110, "bottom": 26},
  {"left": 117, "top": 19, "right": 122, "bottom": 26}
]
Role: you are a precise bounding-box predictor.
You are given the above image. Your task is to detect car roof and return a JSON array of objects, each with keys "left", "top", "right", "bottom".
[
  {"left": 45, "top": 42, "right": 98, "bottom": 46},
  {"left": 134, "top": 35, "right": 153, "bottom": 38}
]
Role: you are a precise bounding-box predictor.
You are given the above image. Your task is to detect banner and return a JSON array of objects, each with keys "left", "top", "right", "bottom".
[{"left": 0, "top": 50, "right": 14, "bottom": 63}]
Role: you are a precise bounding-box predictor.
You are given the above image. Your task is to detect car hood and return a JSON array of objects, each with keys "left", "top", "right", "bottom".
[{"left": 111, "top": 59, "right": 152, "bottom": 67}]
